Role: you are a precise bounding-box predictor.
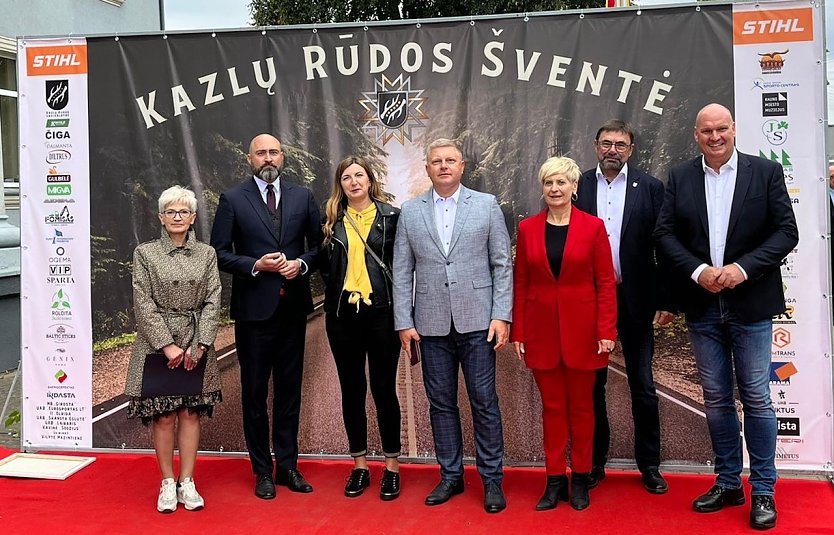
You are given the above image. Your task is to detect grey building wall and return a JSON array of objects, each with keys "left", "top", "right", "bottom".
[{"left": 0, "top": 0, "right": 162, "bottom": 38}]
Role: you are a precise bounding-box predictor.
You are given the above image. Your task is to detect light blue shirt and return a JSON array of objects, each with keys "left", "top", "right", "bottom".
[{"left": 432, "top": 186, "right": 461, "bottom": 255}]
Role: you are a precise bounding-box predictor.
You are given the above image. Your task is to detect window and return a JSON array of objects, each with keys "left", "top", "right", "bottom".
[{"left": 0, "top": 54, "right": 18, "bottom": 209}]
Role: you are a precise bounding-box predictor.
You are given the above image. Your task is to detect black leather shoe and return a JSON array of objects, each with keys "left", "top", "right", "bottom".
[
  {"left": 425, "top": 479, "right": 464, "bottom": 506},
  {"left": 587, "top": 465, "right": 606, "bottom": 489},
  {"left": 641, "top": 467, "right": 669, "bottom": 495},
  {"left": 254, "top": 474, "right": 276, "bottom": 500},
  {"left": 693, "top": 485, "right": 745, "bottom": 512},
  {"left": 276, "top": 469, "right": 313, "bottom": 493},
  {"left": 535, "top": 475, "right": 569, "bottom": 511},
  {"left": 380, "top": 469, "right": 400, "bottom": 501},
  {"left": 750, "top": 495, "right": 777, "bottom": 530},
  {"left": 344, "top": 468, "right": 370, "bottom": 497},
  {"left": 483, "top": 482, "right": 506, "bottom": 513},
  {"left": 570, "top": 472, "right": 590, "bottom": 511}
]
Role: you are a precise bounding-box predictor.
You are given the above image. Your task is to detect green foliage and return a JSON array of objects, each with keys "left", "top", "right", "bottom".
[
  {"left": 4, "top": 410, "right": 20, "bottom": 437},
  {"left": 250, "top": 0, "right": 600, "bottom": 26},
  {"left": 92, "top": 332, "right": 137, "bottom": 353}
]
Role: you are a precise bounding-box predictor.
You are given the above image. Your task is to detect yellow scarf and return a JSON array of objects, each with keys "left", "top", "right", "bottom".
[{"left": 343, "top": 203, "right": 377, "bottom": 309}]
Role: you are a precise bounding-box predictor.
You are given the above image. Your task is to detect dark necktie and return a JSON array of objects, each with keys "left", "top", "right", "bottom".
[{"left": 266, "top": 184, "right": 276, "bottom": 215}]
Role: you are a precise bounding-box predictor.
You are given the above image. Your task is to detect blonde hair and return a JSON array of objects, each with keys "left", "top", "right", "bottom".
[
  {"left": 538, "top": 157, "right": 580, "bottom": 185},
  {"left": 425, "top": 138, "right": 463, "bottom": 161},
  {"left": 158, "top": 185, "right": 197, "bottom": 213},
  {"left": 323, "top": 156, "right": 393, "bottom": 245}
]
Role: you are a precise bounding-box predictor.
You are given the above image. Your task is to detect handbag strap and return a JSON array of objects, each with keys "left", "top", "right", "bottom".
[{"left": 343, "top": 211, "right": 393, "bottom": 282}]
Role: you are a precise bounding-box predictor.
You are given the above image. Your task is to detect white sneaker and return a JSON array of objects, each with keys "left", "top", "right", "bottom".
[
  {"left": 157, "top": 478, "right": 177, "bottom": 513},
  {"left": 177, "top": 477, "right": 205, "bottom": 511}
]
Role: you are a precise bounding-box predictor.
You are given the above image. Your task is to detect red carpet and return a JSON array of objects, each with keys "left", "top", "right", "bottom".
[{"left": 0, "top": 448, "right": 832, "bottom": 534}]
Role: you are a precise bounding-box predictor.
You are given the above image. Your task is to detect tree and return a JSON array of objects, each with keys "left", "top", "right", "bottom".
[{"left": 250, "top": 0, "right": 600, "bottom": 26}]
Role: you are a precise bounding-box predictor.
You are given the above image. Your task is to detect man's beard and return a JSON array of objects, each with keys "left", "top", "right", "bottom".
[
  {"left": 600, "top": 158, "right": 624, "bottom": 172},
  {"left": 256, "top": 165, "right": 280, "bottom": 183}
]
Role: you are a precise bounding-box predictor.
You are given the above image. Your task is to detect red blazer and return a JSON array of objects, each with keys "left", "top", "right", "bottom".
[{"left": 511, "top": 207, "right": 617, "bottom": 370}]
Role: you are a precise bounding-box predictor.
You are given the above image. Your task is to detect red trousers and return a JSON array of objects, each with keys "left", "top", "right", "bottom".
[{"left": 532, "top": 365, "right": 597, "bottom": 475}]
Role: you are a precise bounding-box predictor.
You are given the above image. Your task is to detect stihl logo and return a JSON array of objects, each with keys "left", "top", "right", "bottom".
[
  {"left": 742, "top": 19, "right": 805, "bottom": 36},
  {"left": 26, "top": 45, "right": 88, "bottom": 76},
  {"left": 733, "top": 8, "right": 813, "bottom": 45}
]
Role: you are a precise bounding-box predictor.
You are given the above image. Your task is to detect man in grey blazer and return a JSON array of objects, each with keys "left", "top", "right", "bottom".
[{"left": 393, "top": 138, "right": 513, "bottom": 513}]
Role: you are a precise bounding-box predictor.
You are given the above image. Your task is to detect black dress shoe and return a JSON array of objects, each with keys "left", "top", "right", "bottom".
[
  {"left": 693, "top": 485, "right": 745, "bottom": 512},
  {"left": 587, "top": 465, "right": 606, "bottom": 489},
  {"left": 344, "top": 468, "right": 370, "bottom": 497},
  {"left": 750, "top": 495, "right": 777, "bottom": 530},
  {"left": 483, "top": 482, "right": 506, "bottom": 513},
  {"left": 535, "top": 474, "right": 569, "bottom": 511},
  {"left": 254, "top": 473, "right": 276, "bottom": 500},
  {"left": 380, "top": 469, "right": 400, "bottom": 501},
  {"left": 425, "top": 479, "right": 464, "bottom": 506},
  {"left": 570, "top": 472, "right": 590, "bottom": 511},
  {"left": 276, "top": 469, "right": 313, "bottom": 493},
  {"left": 641, "top": 467, "right": 669, "bottom": 495}
]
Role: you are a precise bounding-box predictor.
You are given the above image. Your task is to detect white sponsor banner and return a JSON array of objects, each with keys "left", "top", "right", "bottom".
[
  {"left": 733, "top": 2, "right": 833, "bottom": 470},
  {"left": 18, "top": 38, "right": 93, "bottom": 448}
]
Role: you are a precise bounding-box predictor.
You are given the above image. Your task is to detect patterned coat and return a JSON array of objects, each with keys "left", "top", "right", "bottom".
[{"left": 124, "top": 229, "right": 222, "bottom": 399}]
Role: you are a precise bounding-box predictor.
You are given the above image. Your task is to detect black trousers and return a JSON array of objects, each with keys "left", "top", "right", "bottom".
[
  {"left": 325, "top": 294, "right": 402, "bottom": 457},
  {"left": 235, "top": 301, "right": 307, "bottom": 476},
  {"left": 592, "top": 288, "right": 662, "bottom": 471}
]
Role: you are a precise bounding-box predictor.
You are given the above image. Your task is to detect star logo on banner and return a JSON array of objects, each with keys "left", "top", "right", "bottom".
[{"left": 358, "top": 74, "right": 428, "bottom": 146}]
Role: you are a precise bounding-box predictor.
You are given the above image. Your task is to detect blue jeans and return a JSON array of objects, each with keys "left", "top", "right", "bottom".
[
  {"left": 686, "top": 298, "right": 777, "bottom": 495},
  {"left": 420, "top": 326, "right": 504, "bottom": 484}
]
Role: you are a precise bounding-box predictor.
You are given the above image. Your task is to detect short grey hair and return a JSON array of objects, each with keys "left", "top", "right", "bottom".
[
  {"left": 425, "top": 138, "right": 463, "bottom": 161},
  {"left": 158, "top": 185, "right": 197, "bottom": 213},
  {"left": 538, "top": 156, "right": 580, "bottom": 185}
]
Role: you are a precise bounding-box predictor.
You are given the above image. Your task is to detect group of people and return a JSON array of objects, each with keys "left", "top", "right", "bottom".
[{"left": 125, "top": 102, "right": 797, "bottom": 531}]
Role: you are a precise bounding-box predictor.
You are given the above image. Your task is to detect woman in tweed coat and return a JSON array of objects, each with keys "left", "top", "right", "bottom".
[{"left": 124, "top": 185, "right": 222, "bottom": 513}]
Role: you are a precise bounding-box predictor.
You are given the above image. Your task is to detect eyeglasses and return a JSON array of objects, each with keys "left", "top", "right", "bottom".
[
  {"left": 162, "top": 209, "right": 193, "bottom": 219},
  {"left": 597, "top": 140, "right": 632, "bottom": 152}
]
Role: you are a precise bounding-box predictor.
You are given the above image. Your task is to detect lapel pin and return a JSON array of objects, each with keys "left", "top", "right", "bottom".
[{"left": 632, "top": 182, "right": 638, "bottom": 188}]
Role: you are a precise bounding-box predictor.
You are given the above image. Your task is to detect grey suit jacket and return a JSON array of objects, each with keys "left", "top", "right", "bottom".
[{"left": 393, "top": 185, "right": 513, "bottom": 336}]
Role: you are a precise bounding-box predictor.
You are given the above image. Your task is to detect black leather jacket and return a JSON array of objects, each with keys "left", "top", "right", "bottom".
[{"left": 320, "top": 200, "right": 399, "bottom": 316}]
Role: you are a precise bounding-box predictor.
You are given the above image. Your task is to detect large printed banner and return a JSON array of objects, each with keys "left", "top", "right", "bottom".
[{"left": 18, "top": 1, "right": 833, "bottom": 471}]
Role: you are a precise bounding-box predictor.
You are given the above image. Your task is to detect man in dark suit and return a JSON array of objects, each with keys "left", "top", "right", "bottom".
[
  {"left": 210, "top": 134, "right": 322, "bottom": 499},
  {"left": 575, "top": 120, "right": 673, "bottom": 494},
  {"left": 655, "top": 104, "right": 797, "bottom": 530}
]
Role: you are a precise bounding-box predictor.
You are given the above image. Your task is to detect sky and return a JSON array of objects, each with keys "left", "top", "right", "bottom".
[{"left": 164, "top": 0, "right": 251, "bottom": 31}]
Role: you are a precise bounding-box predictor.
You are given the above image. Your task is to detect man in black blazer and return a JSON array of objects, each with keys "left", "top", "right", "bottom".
[
  {"left": 654, "top": 104, "right": 797, "bottom": 530},
  {"left": 575, "top": 120, "right": 673, "bottom": 494},
  {"left": 210, "top": 134, "right": 322, "bottom": 499}
]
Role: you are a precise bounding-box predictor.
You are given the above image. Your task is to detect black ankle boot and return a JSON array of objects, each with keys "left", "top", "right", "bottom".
[
  {"left": 536, "top": 474, "right": 569, "bottom": 511},
  {"left": 570, "top": 472, "right": 590, "bottom": 511}
]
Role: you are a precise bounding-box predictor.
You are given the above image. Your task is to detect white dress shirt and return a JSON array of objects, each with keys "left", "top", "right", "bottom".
[
  {"left": 254, "top": 175, "right": 281, "bottom": 207},
  {"left": 691, "top": 149, "right": 746, "bottom": 282},
  {"left": 432, "top": 186, "right": 461, "bottom": 255},
  {"left": 595, "top": 163, "right": 628, "bottom": 283}
]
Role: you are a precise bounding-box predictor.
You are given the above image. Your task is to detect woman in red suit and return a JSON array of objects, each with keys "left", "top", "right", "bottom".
[{"left": 511, "top": 156, "right": 617, "bottom": 511}]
